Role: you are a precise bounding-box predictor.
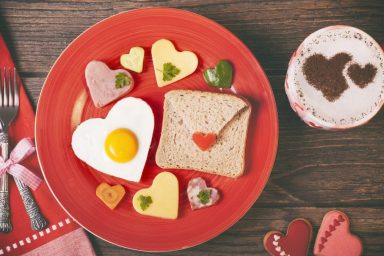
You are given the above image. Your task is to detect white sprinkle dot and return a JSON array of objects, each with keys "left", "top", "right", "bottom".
[
  {"left": 45, "top": 228, "right": 51, "bottom": 234},
  {"left": 39, "top": 231, "right": 44, "bottom": 237},
  {"left": 52, "top": 225, "right": 57, "bottom": 230},
  {"left": 6, "top": 246, "right": 11, "bottom": 251},
  {"left": 65, "top": 218, "right": 71, "bottom": 224},
  {"left": 0, "top": 249, "right": 3, "bottom": 255},
  {"left": 26, "top": 238, "right": 31, "bottom": 243},
  {"left": 19, "top": 240, "right": 24, "bottom": 246},
  {"left": 58, "top": 221, "right": 64, "bottom": 227},
  {"left": 12, "top": 243, "right": 17, "bottom": 249},
  {"left": 32, "top": 234, "right": 38, "bottom": 240}
]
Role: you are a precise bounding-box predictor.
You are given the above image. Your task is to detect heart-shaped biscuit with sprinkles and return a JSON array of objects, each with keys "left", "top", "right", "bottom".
[
  {"left": 264, "top": 218, "right": 312, "bottom": 256},
  {"left": 314, "top": 210, "right": 362, "bottom": 256}
]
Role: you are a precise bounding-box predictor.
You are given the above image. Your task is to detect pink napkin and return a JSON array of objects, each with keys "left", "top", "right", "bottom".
[{"left": 0, "top": 34, "right": 96, "bottom": 256}]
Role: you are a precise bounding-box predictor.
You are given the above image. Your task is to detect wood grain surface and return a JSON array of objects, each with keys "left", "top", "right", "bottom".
[{"left": 1, "top": 0, "right": 383, "bottom": 255}]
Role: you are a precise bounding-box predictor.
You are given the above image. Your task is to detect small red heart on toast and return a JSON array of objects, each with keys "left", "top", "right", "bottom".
[{"left": 192, "top": 132, "right": 217, "bottom": 151}]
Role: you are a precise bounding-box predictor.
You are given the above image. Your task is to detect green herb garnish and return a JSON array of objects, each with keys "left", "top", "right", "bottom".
[
  {"left": 162, "top": 62, "right": 180, "bottom": 81},
  {"left": 197, "top": 190, "right": 212, "bottom": 205},
  {"left": 115, "top": 72, "right": 131, "bottom": 89},
  {"left": 138, "top": 195, "right": 153, "bottom": 211}
]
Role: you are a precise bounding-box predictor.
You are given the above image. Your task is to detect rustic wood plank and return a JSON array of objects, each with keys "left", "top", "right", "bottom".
[
  {"left": 88, "top": 207, "right": 384, "bottom": 255},
  {"left": 0, "top": 0, "right": 383, "bottom": 255}
]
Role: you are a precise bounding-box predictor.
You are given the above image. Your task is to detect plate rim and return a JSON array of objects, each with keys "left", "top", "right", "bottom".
[{"left": 35, "top": 7, "right": 279, "bottom": 252}]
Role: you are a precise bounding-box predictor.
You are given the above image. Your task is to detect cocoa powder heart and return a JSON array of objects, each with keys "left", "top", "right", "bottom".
[
  {"left": 303, "top": 53, "right": 352, "bottom": 102},
  {"left": 347, "top": 63, "right": 377, "bottom": 88}
]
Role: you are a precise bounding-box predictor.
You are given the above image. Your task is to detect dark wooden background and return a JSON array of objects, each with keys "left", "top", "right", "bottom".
[{"left": 1, "top": 0, "right": 383, "bottom": 255}]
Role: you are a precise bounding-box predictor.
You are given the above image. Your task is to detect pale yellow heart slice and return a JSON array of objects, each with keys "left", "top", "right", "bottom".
[
  {"left": 120, "top": 47, "right": 145, "bottom": 73},
  {"left": 132, "top": 172, "right": 179, "bottom": 219},
  {"left": 151, "top": 39, "right": 198, "bottom": 87}
]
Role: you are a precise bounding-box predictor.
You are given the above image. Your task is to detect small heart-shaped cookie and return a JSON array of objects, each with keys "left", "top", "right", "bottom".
[
  {"left": 303, "top": 53, "right": 352, "bottom": 102},
  {"left": 96, "top": 182, "right": 126, "bottom": 210},
  {"left": 264, "top": 218, "right": 312, "bottom": 256},
  {"left": 132, "top": 172, "right": 179, "bottom": 219},
  {"left": 347, "top": 63, "right": 377, "bottom": 88},
  {"left": 85, "top": 60, "right": 134, "bottom": 108},
  {"left": 151, "top": 39, "right": 198, "bottom": 87},
  {"left": 192, "top": 132, "right": 217, "bottom": 151},
  {"left": 187, "top": 177, "right": 220, "bottom": 210},
  {"left": 203, "top": 60, "right": 233, "bottom": 88},
  {"left": 120, "top": 47, "right": 145, "bottom": 73},
  {"left": 314, "top": 210, "right": 362, "bottom": 256}
]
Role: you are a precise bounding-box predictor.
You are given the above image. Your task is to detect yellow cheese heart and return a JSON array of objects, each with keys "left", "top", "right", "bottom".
[
  {"left": 132, "top": 172, "right": 179, "bottom": 219},
  {"left": 151, "top": 39, "right": 198, "bottom": 87},
  {"left": 120, "top": 47, "right": 145, "bottom": 73}
]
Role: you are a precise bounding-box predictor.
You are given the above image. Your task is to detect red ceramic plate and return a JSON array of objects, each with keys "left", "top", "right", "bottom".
[{"left": 35, "top": 8, "right": 278, "bottom": 252}]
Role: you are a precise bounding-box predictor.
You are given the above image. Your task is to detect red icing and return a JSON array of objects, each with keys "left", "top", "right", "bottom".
[
  {"left": 314, "top": 210, "right": 363, "bottom": 256},
  {"left": 264, "top": 219, "right": 312, "bottom": 256},
  {"left": 192, "top": 132, "right": 217, "bottom": 151},
  {"left": 334, "top": 219, "right": 340, "bottom": 226}
]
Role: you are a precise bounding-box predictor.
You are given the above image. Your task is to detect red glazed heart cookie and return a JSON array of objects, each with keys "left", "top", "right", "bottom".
[
  {"left": 314, "top": 210, "right": 362, "bottom": 256},
  {"left": 187, "top": 177, "right": 220, "bottom": 210},
  {"left": 264, "top": 218, "right": 312, "bottom": 256}
]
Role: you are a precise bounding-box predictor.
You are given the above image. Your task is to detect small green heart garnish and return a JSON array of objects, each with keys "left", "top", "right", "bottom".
[
  {"left": 203, "top": 60, "right": 233, "bottom": 88},
  {"left": 115, "top": 72, "right": 131, "bottom": 89},
  {"left": 138, "top": 195, "right": 153, "bottom": 211},
  {"left": 197, "top": 190, "right": 212, "bottom": 205},
  {"left": 162, "top": 62, "right": 181, "bottom": 82}
]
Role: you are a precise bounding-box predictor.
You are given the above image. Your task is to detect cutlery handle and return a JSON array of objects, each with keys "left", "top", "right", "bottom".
[
  {"left": 0, "top": 133, "right": 12, "bottom": 232},
  {"left": 14, "top": 178, "right": 48, "bottom": 231}
]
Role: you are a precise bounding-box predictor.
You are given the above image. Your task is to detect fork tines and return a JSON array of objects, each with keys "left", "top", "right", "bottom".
[{"left": 0, "top": 67, "right": 19, "bottom": 108}]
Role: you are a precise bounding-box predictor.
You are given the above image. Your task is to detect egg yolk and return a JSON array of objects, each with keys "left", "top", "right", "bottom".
[{"left": 104, "top": 128, "right": 138, "bottom": 163}]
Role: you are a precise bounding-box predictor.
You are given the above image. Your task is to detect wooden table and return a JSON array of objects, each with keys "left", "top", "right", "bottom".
[{"left": 1, "top": 1, "right": 383, "bottom": 255}]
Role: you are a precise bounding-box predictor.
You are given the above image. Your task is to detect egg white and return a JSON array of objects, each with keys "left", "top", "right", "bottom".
[{"left": 71, "top": 97, "right": 154, "bottom": 182}]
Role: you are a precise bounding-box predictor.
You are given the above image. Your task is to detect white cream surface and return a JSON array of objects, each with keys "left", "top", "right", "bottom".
[{"left": 288, "top": 26, "right": 384, "bottom": 126}]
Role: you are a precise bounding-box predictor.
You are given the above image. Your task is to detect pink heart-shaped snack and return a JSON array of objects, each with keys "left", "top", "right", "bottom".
[
  {"left": 85, "top": 60, "right": 134, "bottom": 108},
  {"left": 314, "top": 210, "right": 362, "bottom": 256},
  {"left": 187, "top": 177, "right": 220, "bottom": 210},
  {"left": 264, "top": 218, "right": 312, "bottom": 256}
]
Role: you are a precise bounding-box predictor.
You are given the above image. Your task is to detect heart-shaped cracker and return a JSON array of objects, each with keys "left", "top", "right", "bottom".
[
  {"left": 120, "top": 47, "right": 145, "bottom": 73},
  {"left": 187, "top": 177, "right": 220, "bottom": 210},
  {"left": 85, "top": 60, "right": 134, "bottom": 107},
  {"left": 303, "top": 53, "right": 352, "bottom": 102},
  {"left": 132, "top": 172, "right": 179, "bottom": 219},
  {"left": 264, "top": 218, "right": 312, "bottom": 256},
  {"left": 151, "top": 39, "right": 198, "bottom": 87},
  {"left": 96, "top": 182, "right": 126, "bottom": 210},
  {"left": 203, "top": 60, "right": 233, "bottom": 88},
  {"left": 347, "top": 63, "right": 377, "bottom": 88},
  {"left": 314, "top": 210, "right": 362, "bottom": 256},
  {"left": 192, "top": 132, "right": 217, "bottom": 151}
]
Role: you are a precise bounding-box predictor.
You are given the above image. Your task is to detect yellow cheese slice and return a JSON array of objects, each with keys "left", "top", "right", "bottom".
[
  {"left": 132, "top": 172, "right": 179, "bottom": 219},
  {"left": 120, "top": 46, "right": 145, "bottom": 73},
  {"left": 151, "top": 39, "right": 198, "bottom": 87}
]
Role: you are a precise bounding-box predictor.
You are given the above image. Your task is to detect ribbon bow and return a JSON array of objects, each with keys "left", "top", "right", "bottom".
[{"left": 0, "top": 138, "right": 42, "bottom": 190}]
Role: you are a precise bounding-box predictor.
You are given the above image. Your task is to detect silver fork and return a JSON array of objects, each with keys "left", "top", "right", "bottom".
[{"left": 0, "top": 67, "right": 47, "bottom": 232}]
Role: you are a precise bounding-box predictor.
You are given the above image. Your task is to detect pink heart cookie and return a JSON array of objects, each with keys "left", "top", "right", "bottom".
[
  {"left": 187, "top": 177, "right": 220, "bottom": 210},
  {"left": 314, "top": 210, "right": 362, "bottom": 256},
  {"left": 264, "top": 218, "right": 312, "bottom": 256},
  {"left": 85, "top": 60, "right": 134, "bottom": 108}
]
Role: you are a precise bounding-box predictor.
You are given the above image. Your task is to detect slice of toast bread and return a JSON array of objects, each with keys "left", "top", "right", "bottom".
[{"left": 155, "top": 90, "right": 251, "bottom": 178}]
